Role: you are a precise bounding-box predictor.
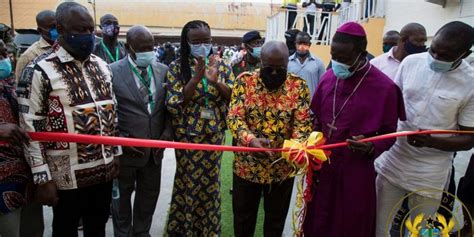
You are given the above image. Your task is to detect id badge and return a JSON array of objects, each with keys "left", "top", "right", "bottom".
[{"left": 200, "top": 108, "right": 216, "bottom": 120}]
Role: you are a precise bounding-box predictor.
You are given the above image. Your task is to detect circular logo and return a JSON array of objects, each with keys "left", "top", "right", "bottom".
[{"left": 384, "top": 188, "right": 473, "bottom": 237}]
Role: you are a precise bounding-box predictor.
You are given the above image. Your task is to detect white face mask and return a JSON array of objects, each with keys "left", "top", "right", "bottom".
[
  {"left": 331, "top": 53, "right": 361, "bottom": 80},
  {"left": 189, "top": 43, "right": 212, "bottom": 59},
  {"left": 135, "top": 51, "right": 155, "bottom": 67},
  {"left": 427, "top": 52, "right": 465, "bottom": 73}
]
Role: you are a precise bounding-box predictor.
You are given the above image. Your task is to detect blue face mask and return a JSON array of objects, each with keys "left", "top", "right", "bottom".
[
  {"left": 250, "top": 47, "right": 261, "bottom": 58},
  {"left": 0, "top": 58, "right": 12, "bottom": 79},
  {"left": 189, "top": 43, "right": 212, "bottom": 59},
  {"left": 63, "top": 33, "right": 95, "bottom": 60},
  {"left": 134, "top": 51, "right": 155, "bottom": 67},
  {"left": 427, "top": 52, "right": 464, "bottom": 73},
  {"left": 331, "top": 53, "right": 361, "bottom": 79},
  {"left": 49, "top": 28, "right": 58, "bottom": 42}
]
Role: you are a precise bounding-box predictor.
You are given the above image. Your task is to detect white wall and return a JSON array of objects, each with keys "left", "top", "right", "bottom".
[{"left": 383, "top": 0, "right": 473, "bottom": 37}]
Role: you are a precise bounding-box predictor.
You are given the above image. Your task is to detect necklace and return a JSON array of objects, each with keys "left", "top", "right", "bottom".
[{"left": 327, "top": 61, "right": 371, "bottom": 138}]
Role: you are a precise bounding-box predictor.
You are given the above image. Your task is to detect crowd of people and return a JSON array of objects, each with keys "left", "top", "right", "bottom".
[{"left": 0, "top": 1, "right": 473, "bottom": 237}]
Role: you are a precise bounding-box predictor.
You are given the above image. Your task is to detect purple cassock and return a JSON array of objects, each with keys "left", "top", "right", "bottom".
[{"left": 303, "top": 62, "right": 406, "bottom": 236}]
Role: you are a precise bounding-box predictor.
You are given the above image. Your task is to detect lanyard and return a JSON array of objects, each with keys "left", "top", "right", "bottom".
[
  {"left": 101, "top": 40, "right": 119, "bottom": 62},
  {"left": 201, "top": 58, "right": 210, "bottom": 107},
  {"left": 129, "top": 63, "right": 155, "bottom": 111}
]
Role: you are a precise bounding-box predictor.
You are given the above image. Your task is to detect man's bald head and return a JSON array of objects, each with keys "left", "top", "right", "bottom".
[
  {"left": 434, "top": 21, "right": 473, "bottom": 54},
  {"left": 100, "top": 14, "right": 118, "bottom": 26},
  {"left": 396, "top": 22, "right": 427, "bottom": 57},
  {"left": 400, "top": 23, "right": 426, "bottom": 39},
  {"left": 36, "top": 10, "right": 55, "bottom": 28},
  {"left": 126, "top": 25, "right": 155, "bottom": 61},
  {"left": 127, "top": 25, "right": 153, "bottom": 46},
  {"left": 56, "top": 2, "right": 91, "bottom": 29},
  {"left": 55, "top": 2, "right": 95, "bottom": 61},
  {"left": 36, "top": 10, "right": 57, "bottom": 44},
  {"left": 383, "top": 30, "right": 400, "bottom": 45},
  {"left": 261, "top": 41, "right": 289, "bottom": 66}
]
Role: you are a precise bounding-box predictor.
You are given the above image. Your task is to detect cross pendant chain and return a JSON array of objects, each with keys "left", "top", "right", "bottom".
[
  {"left": 327, "top": 119, "right": 338, "bottom": 138},
  {"left": 329, "top": 64, "right": 372, "bottom": 139}
]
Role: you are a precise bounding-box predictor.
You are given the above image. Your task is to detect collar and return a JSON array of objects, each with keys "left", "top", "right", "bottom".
[
  {"left": 289, "top": 52, "right": 316, "bottom": 61},
  {"left": 127, "top": 55, "right": 148, "bottom": 71},
  {"left": 38, "top": 37, "right": 52, "bottom": 49},
  {"left": 55, "top": 46, "right": 76, "bottom": 63},
  {"left": 387, "top": 47, "right": 400, "bottom": 63},
  {"left": 55, "top": 45, "right": 94, "bottom": 64},
  {"left": 128, "top": 55, "right": 138, "bottom": 68}
]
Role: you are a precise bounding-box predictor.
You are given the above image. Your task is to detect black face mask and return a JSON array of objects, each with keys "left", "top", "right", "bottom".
[
  {"left": 404, "top": 40, "right": 426, "bottom": 55},
  {"left": 62, "top": 33, "right": 95, "bottom": 61},
  {"left": 260, "top": 67, "right": 287, "bottom": 91}
]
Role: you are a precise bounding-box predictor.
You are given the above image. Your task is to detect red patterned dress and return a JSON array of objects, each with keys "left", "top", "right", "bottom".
[{"left": 0, "top": 75, "right": 33, "bottom": 214}]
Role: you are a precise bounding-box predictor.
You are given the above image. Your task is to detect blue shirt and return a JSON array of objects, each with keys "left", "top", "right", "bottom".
[{"left": 288, "top": 53, "right": 326, "bottom": 100}]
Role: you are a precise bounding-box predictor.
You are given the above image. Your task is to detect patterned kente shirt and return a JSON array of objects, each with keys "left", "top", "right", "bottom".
[
  {"left": 17, "top": 46, "right": 120, "bottom": 190},
  {"left": 166, "top": 58, "right": 235, "bottom": 136},
  {"left": 227, "top": 71, "right": 313, "bottom": 184}
]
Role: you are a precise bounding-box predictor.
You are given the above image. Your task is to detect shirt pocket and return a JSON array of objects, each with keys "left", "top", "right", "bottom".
[{"left": 428, "top": 92, "right": 461, "bottom": 127}]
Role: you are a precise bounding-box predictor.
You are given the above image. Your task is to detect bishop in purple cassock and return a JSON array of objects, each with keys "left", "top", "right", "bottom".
[{"left": 302, "top": 22, "right": 406, "bottom": 236}]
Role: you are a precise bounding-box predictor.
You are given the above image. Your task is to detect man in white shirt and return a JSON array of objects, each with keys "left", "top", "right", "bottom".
[
  {"left": 371, "top": 23, "right": 427, "bottom": 80},
  {"left": 374, "top": 21, "right": 474, "bottom": 237}
]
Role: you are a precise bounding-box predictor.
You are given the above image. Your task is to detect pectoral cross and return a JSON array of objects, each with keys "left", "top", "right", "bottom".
[{"left": 327, "top": 119, "right": 337, "bottom": 138}]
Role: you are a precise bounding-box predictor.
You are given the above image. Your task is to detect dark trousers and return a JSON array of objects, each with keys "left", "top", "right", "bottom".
[
  {"left": 458, "top": 154, "right": 474, "bottom": 204},
  {"left": 303, "top": 14, "right": 315, "bottom": 36},
  {"left": 114, "top": 158, "right": 162, "bottom": 237},
  {"left": 233, "top": 174, "right": 294, "bottom": 237},
  {"left": 287, "top": 8, "right": 297, "bottom": 29},
  {"left": 318, "top": 12, "right": 330, "bottom": 42},
  {"left": 52, "top": 181, "right": 113, "bottom": 237}
]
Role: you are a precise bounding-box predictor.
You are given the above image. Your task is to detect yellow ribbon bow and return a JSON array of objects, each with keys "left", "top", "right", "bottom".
[
  {"left": 279, "top": 132, "right": 331, "bottom": 236},
  {"left": 282, "top": 131, "right": 329, "bottom": 175}
]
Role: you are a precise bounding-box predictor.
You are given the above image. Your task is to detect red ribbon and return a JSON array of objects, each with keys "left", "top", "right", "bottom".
[{"left": 24, "top": 130, "right": 473, "bottom": 152}]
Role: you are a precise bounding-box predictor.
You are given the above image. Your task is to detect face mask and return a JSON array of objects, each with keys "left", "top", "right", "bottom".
[
  {"left": 40, "top": 27, "right": 58, "bottom": 43},
  {"left": 382, "top": 44, "right": 393, "bottom": 53},
  {"left": 63, "top": 33, "right": 95, "bottom": 60},
  {"left": 189, "top": 43, "right": 212, "bottom": 59},
  {"left": 49, "top": 28, "right": 58, "bottom": 42},
  {"left": 0, "top": 58, "right": 12, "bottom": 79},
  {"left": 134, "top": 51, "right": 155, "bottom": 67},
  {"left": 260, "top": 67, "right": 287, "bottom": 91},
  {"left": 427, "top": 52, "right": 464, "bottom": 73},
  {"left": 250, "top": 47, "right": 261, "bottom": 58},
  {"left": 331, "top": 53, "right": 361, "bottom": 80},
  {"left": 102, "top": 24, "right": 119, "bottom": 37},
  {"left": 404, "top": 40, "right": 426, "bottom": 55}
]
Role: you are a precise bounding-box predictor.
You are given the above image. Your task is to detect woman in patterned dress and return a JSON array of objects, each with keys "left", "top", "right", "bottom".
[
  {"left": 165, "top": 20, "right": 235, "bottom": 236},
  {"left": 0, "top": 40, "right": 37, "bottom": 236}
]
